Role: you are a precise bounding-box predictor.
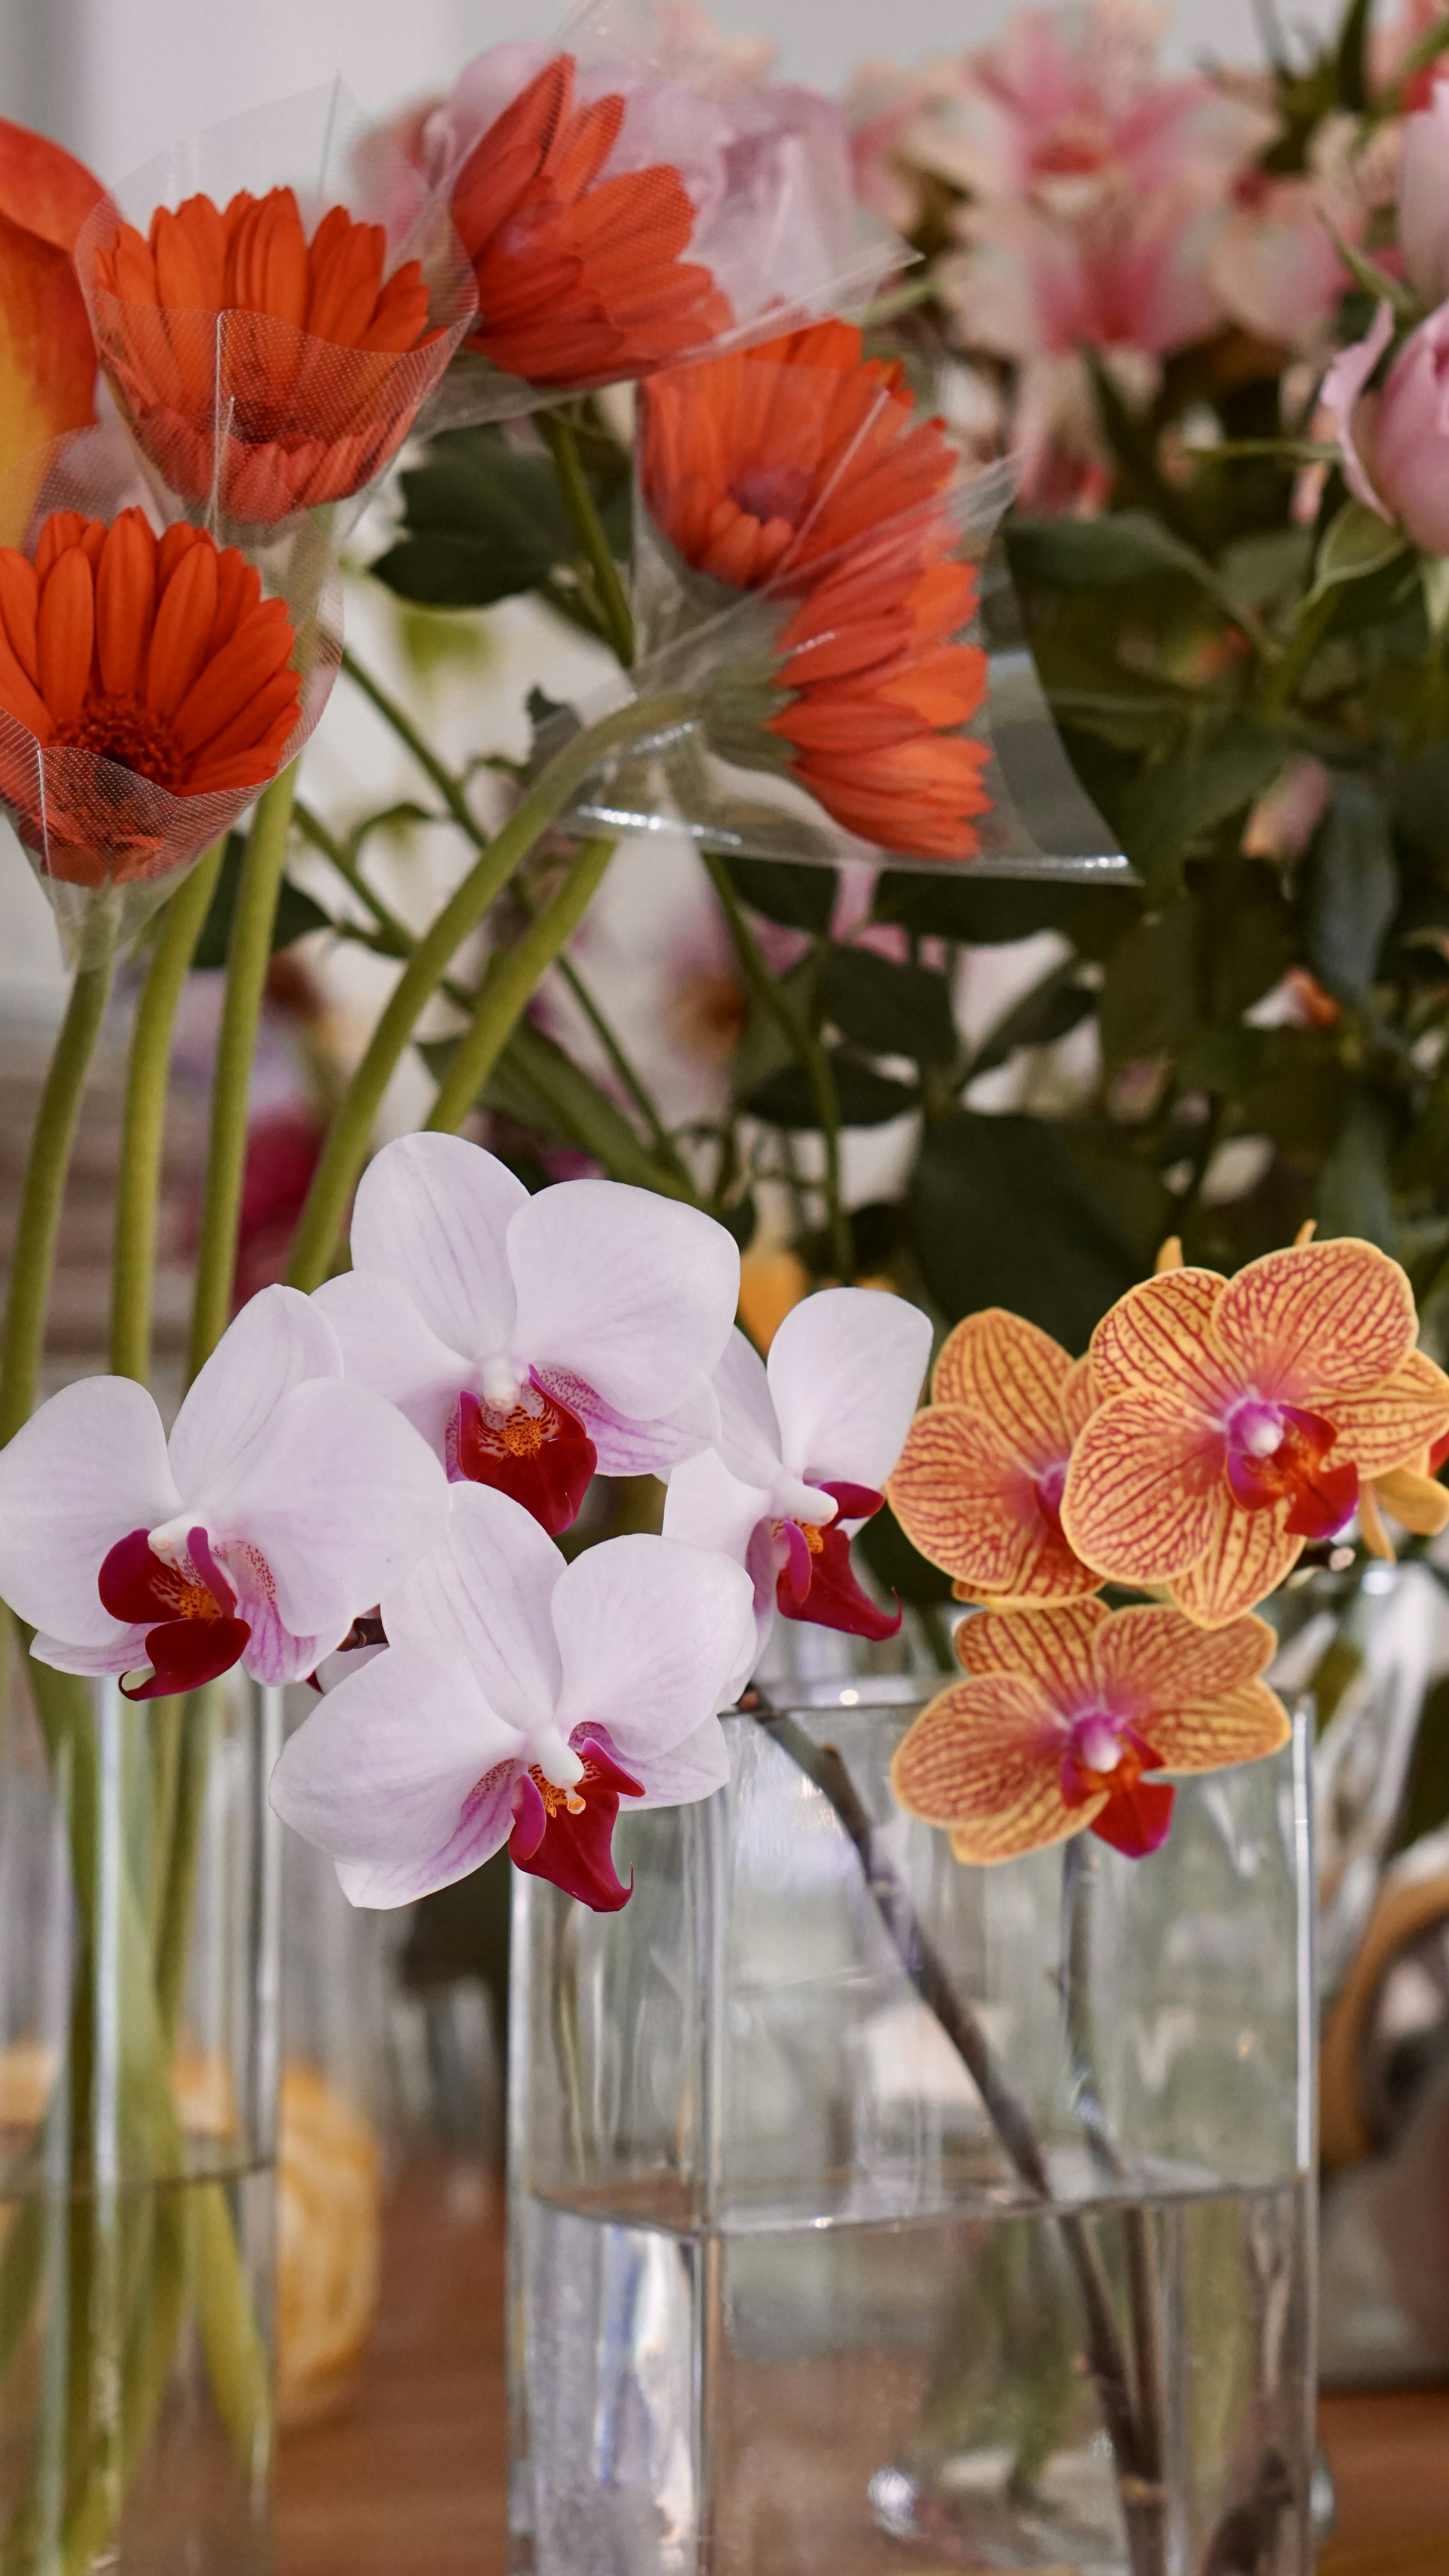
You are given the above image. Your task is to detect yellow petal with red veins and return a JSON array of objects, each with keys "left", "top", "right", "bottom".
[
  {"left": 1373, "top": 1466, "right": 1449, "bottom": 1535},
  {"left": 1214, "top": 1238, "right": 1415, "bottom": 1403},
  {"left": 0, "top": 118, "right": 103, "bottom": 253},
  {"left": 929, "top": 1308, "right": 1073, "bottom": 1469},
  {"left": 1060, "top": 1393, "right": 1226, "bottom": 1583},
  {"left": 1091, "top": 1602, "right": 1276, "bottom": 1728},
  {"left": 1167, "top": 1497, "right": 1301, "bottom": 1628},
  {"left": 0, "top": 210, "right": 97, "bottom": 538},
  {"left": 1060, "top": 1354, "right": 1097, "bottom": 1443},
  {"left": 888, "top": 1407, "right": 1101, "bottom": 1604},
  {"left": 1327, "top": 1349, "right": 1449, "bottom": 1477},
  {"left": 955, "top": 1597, "right": 1107, "bottom": 1699},
  {"left": 891, "top": 1673, "right": 1087, "bottom": 1862},
  {"left": 1143, "top": 1679, "right": 1291, "bottom": 1773},
  {"left": 1089, "top": 1268, "right": 1234, "bottom": 1409}
]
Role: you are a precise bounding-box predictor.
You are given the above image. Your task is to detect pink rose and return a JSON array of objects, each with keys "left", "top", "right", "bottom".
[
  {"left": 1323, "top": 300, "right": 1449, "bottom": 554},
  {"left": 1399, "top": 80, "right": 1449, "bottom": 306}
]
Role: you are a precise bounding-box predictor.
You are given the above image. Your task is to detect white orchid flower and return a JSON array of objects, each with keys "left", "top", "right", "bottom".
[
  {"left": 0, "top": 1285, "right": 449, "bottom": 1696},
  {"left": 270, "top": 1481, "right": 756, "bottom": 1912},
  {"left": 314, "top": 1133, "right": 740, "bottom": 1535},
  {"left": 664, "top": 1286, "right": 932, "bottom": 1675}
]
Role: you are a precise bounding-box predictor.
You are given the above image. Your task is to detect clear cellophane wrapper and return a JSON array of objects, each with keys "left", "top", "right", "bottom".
[
  {"left": 0, "top": 425, "right": 341, "bottom": 965},
  {"left": 75, "top": 85, "right": 477, "bottom": 543},
  {"left": 557, "top": 400, "right": 1126, "bottom": 880},
  {"left": 411, "top": 0, "right": 906, "bottom": 433}
]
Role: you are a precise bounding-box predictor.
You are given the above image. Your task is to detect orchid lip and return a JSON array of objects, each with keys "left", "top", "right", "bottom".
[{"left": 1224, "top": 1395, "right": 1285, "bottom": 1459}]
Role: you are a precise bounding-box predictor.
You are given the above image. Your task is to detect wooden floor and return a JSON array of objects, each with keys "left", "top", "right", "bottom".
[{"left": 275, "top": 2158, "right": 1449, "bottom": 2576}]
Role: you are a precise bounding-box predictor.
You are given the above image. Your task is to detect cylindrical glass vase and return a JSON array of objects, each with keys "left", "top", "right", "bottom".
[
  {"left": 509, "top": 1680, "right": 1315, "bottom": 2576},
  {"left": 0, "top": 1630, "right": 278, "bottom": 2575}
]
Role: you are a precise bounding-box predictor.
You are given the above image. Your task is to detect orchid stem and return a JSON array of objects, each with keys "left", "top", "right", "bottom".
[
  {"left": 187, "top": 767, "right": 298, "bottom": 1383},
  {"left": 341, "top": 649, "right": 486, "bottom": 847},
  {"left": 427, "top": 839, "right": 617, "bottom": 1133},
  {"left": 0, "top": 945, "right": 116, "bottom": 1446},
  {"left": 110, "top": 842, "right": 227, "bottom": 1385},
  {"left": 703, "top": 854, "right": 854, "bottom": 1281},
  {"left": 539, "top": 411, "right": 635, "bottom": 667},
  {"left": 285, "top": 694, "right": 692, "bottom": 1293}
]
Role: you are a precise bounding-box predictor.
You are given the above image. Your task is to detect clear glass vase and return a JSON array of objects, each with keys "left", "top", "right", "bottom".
[
  {"left": 0, "top": 1628, "right": 278, "bottom": 2575},
  {"left": 509, "top": 1677, "right": 1316, "bottom": 2576}
]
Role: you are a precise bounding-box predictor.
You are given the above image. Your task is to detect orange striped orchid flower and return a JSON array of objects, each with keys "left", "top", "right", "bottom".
[
  {"left": 891, "top": 1598, "right": 1290, "bottom": 1864},
  {"left": 1060, "top": 1239, "right": 1449, "bottom": 1628},
  {"left": 886, "top": 1309, "right": 1102, "bottom": 1606}
]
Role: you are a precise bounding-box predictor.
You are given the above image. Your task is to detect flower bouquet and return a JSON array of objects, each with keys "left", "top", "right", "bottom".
[{"left": 3, "top": 0, "right": 1449, "bottom": 2567}]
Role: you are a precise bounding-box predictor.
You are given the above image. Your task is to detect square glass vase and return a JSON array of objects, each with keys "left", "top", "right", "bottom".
[{"left": 508, "top": 1681, "right": 1315, "bottom": 2576}]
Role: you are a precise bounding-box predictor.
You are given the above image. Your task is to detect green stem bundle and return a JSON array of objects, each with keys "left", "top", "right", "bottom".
[
  {"left": 428, "top": 839, "right": 617, "bottom": 1133},
  {"left": 0, "top": 944, "right": 116, "bottom": 1445}
]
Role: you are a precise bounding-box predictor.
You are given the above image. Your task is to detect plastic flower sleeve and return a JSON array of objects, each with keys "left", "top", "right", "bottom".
[
  {"left": 75, "top": 83, "right": 476, "bottom": 541},
  {"left": 406, "top": 0, "right": 904, "bottom": 431},
  {"left": 564, "top": 323, "right": 1126, "bottom": 876},
  {"left": 0, "top": 424, "right": 340, "bottom": 966}
]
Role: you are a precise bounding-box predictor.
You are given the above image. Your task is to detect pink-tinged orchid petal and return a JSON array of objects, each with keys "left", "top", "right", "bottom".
[
  {"left": 270, "top": 1638, "right": 525, "bottom": 1909},
  {"left": 209, "top": 1377, "right": 450, "bottom": 1655},
  {"left": 506, "top": 1178, "right": 740, "bottom": 1423},
  {"left": 766, "top": 1286, "right": 932, "bottom": 1486},
  {"left": 169, "top": 1283, "right": 340, "bottom": 1503},
  {"left": 1320, "top": 303, "right": 1396, "bottom": 524},
  {"left": 551, "top": 1532, "right": 756, "bottom": 1760},
  {"left": 1398, "top": 83, "right": 1449, "bottom": 309},
  {"left": 0, "top": 1375, "right": 179, "bottom": 1649},
  {"left": 662, "top": 1444, "right": 775, "bottom": 1691},
  {"left": 555, "top": 1372, "right": 721, "bottom": 1479},
  {"left": 314, "top": 1269, "right": 466, "bottom": 1455},
  {"left": 383, "top": 1481, "right": 565, "bottom": 1734},
  {"left": 709, "top": 1327, "right": 790, "bottom": 1490},
  {"left": 351, "top": 1131, "right": 526, "bottom": 1364},
  {"left": 614, "top": 1712, "right": 732, "bottom": 1809}
]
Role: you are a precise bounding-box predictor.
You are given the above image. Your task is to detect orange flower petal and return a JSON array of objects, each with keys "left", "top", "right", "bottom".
[
  {"left": 0, "top": 208, "right": 97, "bottom": 533},
  {"left": 0, "top": 119, "right": 102, "bottom": 254},
  {"left": 1060, "top": 1355, "right": 1097, "bottom": 1444},
  {"left": 1373, "top": 1466, "right": 1449, "bottom": 1536},
  {"left": 1089, "top": 1267, "right": 1235, "bottom": 1409},
  {"left": 1145, "top": 1679, "right": 1292, "bottom": 1774},
  {"left": 1167, "top": 1498, "right": 1302, "bottom": 1628},
  {"left": 1214, "top": 1238, "right": 1415, "bottom": 1403},
  {"left": 955, "top": 1597, "right": 1108, "bottom": 1700},
  {"left": 930, "top": 1308, "right": 1074, "bottom": 1469},
  {"left": 37, "top": 546, "right": 95, "bottom": 726},
  {"left": 1090, "top": 1603, "right": 1276, "bottom": 1728},
  {"left": 95, "top": 510, "right": 157, "bottom": 698},
  {"left": 1060, "top": 1394, "right": 1227, "bottom": 1583},
  {"left": 888, "top": 1407, "right": 1100, "bottom": 1604},
  {"left": 1327, "top": 1348, "right": 1449, "bottom": 1477},
  {"left": 891, "top": 1672, "right": 1091, "bottom": 1862},
  {"left": 0, "top": 549, "right": 39, "bottom": 683},
  {"left": 145, "top": 540, "right": 219, "bottom": 717}
]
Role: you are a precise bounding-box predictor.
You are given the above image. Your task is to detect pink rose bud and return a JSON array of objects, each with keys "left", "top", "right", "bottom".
[
  {"left": 1322, "top": 300, "right": 1449, "bottom": 556},
  {"left": 1399, "top": 80, "right": 1449, "bottom": 310}
]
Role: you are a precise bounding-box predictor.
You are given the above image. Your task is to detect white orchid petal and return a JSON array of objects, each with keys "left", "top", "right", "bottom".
[
  {"left": 314, "top": 1270, "right": 465, "bottom": 1458},
  {"left": 711, "top": 1327, "right": 786, "bottom": 1486},
  {"left": 663, "top": 1446, "right": 771, "bottom": 1571},
  {"left": 767, "top": 1287, "right": 931, "bottom": 1487},
  {"left": 617, "top": 1712, "right": 732, "bottom": 1808},
  {"left": 31, "top": 1629, "right": 142, "bottom": 1678},
  {"left": 214, "top": 1380, "right": 449, "bottom": 1641},
  {"left": 170, "top": 1286, "right": 340, "bottom": 1505},
  {"left": 236, "top": 1586, "right": 341, "bottom": 1689},
  {"left": 0, "top": 1377, "right": 179, "bottom": 1646},
  {"left": 552, "top": 1533, "right": 756, "bottom": 1755},
  {"left": 350, "top": 1132, "right": 526, "bottom": 1361},
  {"left": 271, "top": 1639, "right": 522, "bottom": 1908},
  {"left": 507, "top": 1180, "right": 739, "bottom": 1419},
  {"left": 383, "top": 1480, "right": 564, "bottom": 1733},
  {"left": 573, "top": 1373, "right": 721, "bottom": 1477}
]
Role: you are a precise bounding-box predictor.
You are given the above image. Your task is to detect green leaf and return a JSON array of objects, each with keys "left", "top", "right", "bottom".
[
  {"left": 423, "top": 1022, "right": 698, "bottom": 1202},
  {"left": 1303, "top": 776, "right": 1397, "bottom": 1004},
  {"left": 1309, "top": 499, "right": 1409, "bottom": 604},
  {"left": 1098, "top": 901, "right": 1201, "bottom": 1069},
  {"left": 823, "top": 948, "right": 957, "bottom": 1067},
  {"left": 748, "top": 1049, "right": 920, "bottom": 1130},
  {"left": 969, "top": 959, "right": 1099, "bottom": 1078},
  {"left": 1389, "top": 1672, "right": 1449, "bottom": 1855},
  {"left": 1118, "top": 723, "right": 1285, "bottom": 906},
  {"left": 873, "top": 870, "right": 1140, "bottom": 956},
  {"left": 909, "top": 1110, "right": 1140, "bottom": 1350},
  {"left": 193, "top": 833, "right": 331, "bottom": 971},
  {"left": 1007, "top": 510, "right": 1214, "bottom": 591},
  {"left": 1316, "top": 1086, "right": 1397, "bottom": 1250},
  {"left": 371, "top": 425, "right": 629, "bottom": 612},
  {"left": 1335, "top": 0, "right": 1374, "bottom": 110},
  {"left": 721, "top": 852, "right": 837, "bottom": 934}
]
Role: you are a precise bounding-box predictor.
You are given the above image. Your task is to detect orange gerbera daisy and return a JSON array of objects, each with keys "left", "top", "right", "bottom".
[
  {"left": 891, "top": 1599, "right": 1290, "bottom": 1865},
  {"left": 451, "top": 54, "right": 730, "bottom": 387},
  {"left": 1060, "top": 1239, "right": 1449, "bottom": 1627},
  {"left": 888, "top": 1310, "right": 1101, "bottom": 1605},
  {"left": 639, "top": 322, "right": 990, "bottom": 862},
  {"left": 85, "top": 186, "right": 457, "bottom": 523},
  {"left": 0, "top": 506, "right": 303, "bottom": 888}
]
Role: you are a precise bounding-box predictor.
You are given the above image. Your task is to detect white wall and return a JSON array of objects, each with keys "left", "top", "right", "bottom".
[{"left": 2, "top": 0, "right": 1344, "bottom": 180}]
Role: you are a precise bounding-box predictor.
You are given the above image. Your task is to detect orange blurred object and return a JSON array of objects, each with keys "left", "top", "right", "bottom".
[
  {"left": 452, "top": 54, "right": 730, "bottom": 386},
  {"left": 88, "top": 186, "right": 448, "bottom": 521},
  {"left": 276, "top": 2060, "right": 383, "bottom": 2431},
  {"left": 0, "top": 120, "right": 103, "bottom": 533}
]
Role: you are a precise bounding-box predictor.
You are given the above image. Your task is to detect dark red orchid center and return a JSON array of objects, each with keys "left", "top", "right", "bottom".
[
  {"left": 1035, "top": 1457, "right": 1069, "bottom": 1537},
  {"left": 98, "top": 1524, "right": 252, "bottom": 1701},
  {"left": 508, "top": 1735, "right": 643, "bottom": 1914},
  {"left": 772, "top": 1479, "right": 901, "bottom": 1642},
  {"left": 1223, "top": 1396, "right": 1357, "bottom": 1540},
  {"left": 1060, "top": 1709, "right": 1174, "bottom": 1859},
  {"left": 452, "top": 1377, "right": 597, "bottom": 1537}
]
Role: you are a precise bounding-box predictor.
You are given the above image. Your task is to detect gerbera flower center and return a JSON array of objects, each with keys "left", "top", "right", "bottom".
[
  {"left": 55, "top": 693, "right": 186, "bottom": 787},
  {"left": 732, "top": 461, "right": 814, "bottom": 530}
]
